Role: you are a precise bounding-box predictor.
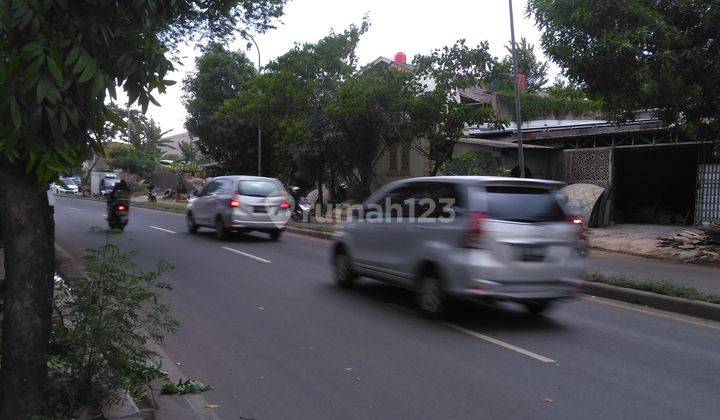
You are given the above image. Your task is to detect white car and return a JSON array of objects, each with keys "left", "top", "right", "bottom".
[{"left": 51, "top": 177, "right": 80, "bottom": 195}]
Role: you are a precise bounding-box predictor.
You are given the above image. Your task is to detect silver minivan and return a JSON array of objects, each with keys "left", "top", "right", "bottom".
[
  {"left": 187, "top": 176, "right": 291, "bottom": 240},
  {"left": 332, "top": 176, "right": 587, "bottom": 316}
]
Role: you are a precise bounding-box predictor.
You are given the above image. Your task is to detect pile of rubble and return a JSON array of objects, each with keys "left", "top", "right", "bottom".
[{"left": 658, "top": 229, "right": 720, "bottom": 263}]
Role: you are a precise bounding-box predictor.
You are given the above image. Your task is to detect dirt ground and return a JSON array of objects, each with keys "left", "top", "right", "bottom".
[{"left": 588, "top": 224, "right": 720, "bottom": 265}]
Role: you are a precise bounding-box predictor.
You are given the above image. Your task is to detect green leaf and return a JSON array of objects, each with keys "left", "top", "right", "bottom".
[
  {"left": 21, "top": 42, "right": 43, "bottom": 60},
  {"left": 46, "top": 57, "right": 64, "bottom": 84},
  {"left": 25, "top": 55, "right": 45, "bottom": 79},
  {"left": 61, "top": 104, "right": 79, "bottom": 127},
  {"left": 65, "top": 46, "right": 81, "bottom": 66},
  {"left": 9, "top": 97, "right": 21, "bottom": 128},
  {"left": 90, "top": 73, "right": 105, "bottom": 97},
  {"left": 72, "top": 53, "right": 88, "bottom": 74},
  {"left": 78, "top": 59, "right": 97, "bottom": 83}
]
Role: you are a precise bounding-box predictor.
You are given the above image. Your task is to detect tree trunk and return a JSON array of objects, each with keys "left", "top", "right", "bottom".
[{"left": 0, "top": 163, "right": 55, "bottom": 418}]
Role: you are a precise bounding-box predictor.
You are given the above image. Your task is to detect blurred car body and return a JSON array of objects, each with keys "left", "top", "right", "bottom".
[{"left": 332, "top": 176, "right": 587, "bottom": 316}]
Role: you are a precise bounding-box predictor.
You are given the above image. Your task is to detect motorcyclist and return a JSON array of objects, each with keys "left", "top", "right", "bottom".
[
  {"left": 147, "top": 181, "right": 157, "bottom": 202},
  {"left": 290, "top": 186, "right": 302, "bottom": 208},
  {"left": 107, "top": 179, "right": 131, "bottom": 215}
]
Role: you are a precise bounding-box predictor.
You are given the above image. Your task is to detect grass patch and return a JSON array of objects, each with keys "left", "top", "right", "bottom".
[
  {"left": 287, "top": 221, "right": 336, "bottom": 233},
  {"left": 131, "top": 200, "right": 186, "bottom": 213},
  {"left": 586, "top": 273, "right": 720, "bottom": 305}
]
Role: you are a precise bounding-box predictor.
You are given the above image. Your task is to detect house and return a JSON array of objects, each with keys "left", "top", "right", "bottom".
[
  {"left": 461, "top": 116, "right": 719, "bottom": 226},
  {"left": 158, "top": 131, "right": 197, "bottom": 158},
  {"left": 368, "top": 53, "right": 720, "bottom": 226}
]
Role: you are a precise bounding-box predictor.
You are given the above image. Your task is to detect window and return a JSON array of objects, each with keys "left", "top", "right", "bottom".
[
  {"left": 480, "top": 186, "right": 565, "bottom": 223},
  {"left": 388, "top": 147, "right": 398, "bottom": 174},
  {"left": 400, "top": 145, "right": 410, "bottom": 174},
  {"left": 237, "top": 180, "right": 284, "bottom": 197},
  {"left": 370, "top": 183, "right": 462, "bottom": 220},
  {"left": 407, "top": 183, "right": 462, "bottom": 219},
  {"left": 199, "top": 181, "right": 219, "bottom": 197}
]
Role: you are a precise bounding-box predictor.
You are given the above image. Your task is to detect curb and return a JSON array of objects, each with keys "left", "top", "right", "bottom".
[
  {"left": 285, "top": 226, "right": 334, "bottom": 240},
  {"left": 582, "top": 281, "right": 720, "bottom": 322}
]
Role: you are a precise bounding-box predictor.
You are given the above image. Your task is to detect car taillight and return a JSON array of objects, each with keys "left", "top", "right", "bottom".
[
  {"left": 229, "top": 195, "right": 241, "bottom": 208},
  {"left": 464, "top": 212, "right": 489, "bottom": 249},
  {"left": 279, "top": 201, "right": 291, "bottom": 209},
  {"left": 566, "top": 215, "right": 588, "bottom": 238}
]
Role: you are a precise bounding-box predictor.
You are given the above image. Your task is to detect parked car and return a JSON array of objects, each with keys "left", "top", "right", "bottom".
[
  {"left": 332, "top": 176, "right": 587, "bottom": 317},
  {"left": 186, "top": 176, "right": 291, "bottom": 241},
  {"left": 51, "top": 177, "right": 80, "bottom": 195}
]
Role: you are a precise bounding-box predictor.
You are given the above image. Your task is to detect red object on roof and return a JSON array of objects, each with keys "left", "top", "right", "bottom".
[{"left": 394, "top": 52, "right": 407, "bottom": 64}]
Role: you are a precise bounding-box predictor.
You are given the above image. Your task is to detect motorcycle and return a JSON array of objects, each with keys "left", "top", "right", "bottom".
[
  {"left": 107, "top": 198, "right": 130, "bottom": 230},
  {"left": 291, "top": 196, "right": 312, "bottom": 222},
  {"left": 147, "top": 188, "right": 157, "bottom": 202}
]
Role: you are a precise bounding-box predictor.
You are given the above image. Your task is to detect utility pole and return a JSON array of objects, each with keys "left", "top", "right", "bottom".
[
  {"left": 508, "top": 0, "right": 525, "bottom": 178},
  {"left": 245, "top": 33, "right": 262, "bottom": 176}
]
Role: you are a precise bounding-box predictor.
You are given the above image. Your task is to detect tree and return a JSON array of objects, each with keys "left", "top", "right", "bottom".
[
  {"left": 410, "top": 40, "right": 501, "bottom": 175},
  {"left": 178, "top": 140, "right": 201, "bottom": 164},
  {"left": 500, "top": 37, "right": 549, "bottom": 92},
  {"left": 246, "top": 21, "right": 369, "bottom": 202},
  {"left": 0, "top": 1, "right": 285, "bottom": 416},
  {"left": 182, "top": 45, "right": 259, "bottom": 170},
  {"left": 439, "top": 150, "right": 507, "bottom": 176},
  {"left": 528, "top": 0, "right": 720, "bottom": 141},
  {"left": 105, "top": 105, "right": 171, "bottom": 177},
  {"left": 326, "top": 66, "right": 416, "bottom": 198}
]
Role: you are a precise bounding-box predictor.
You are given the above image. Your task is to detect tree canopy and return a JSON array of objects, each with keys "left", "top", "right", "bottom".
[
  {"left": 0, "top": 0, "right": 287, "bottom": 416},
  {"left": 528, "top": 0, "right": 720, "bottom": 140},
  {"left": 499, "top": 37, "right": 549, "bottom": 93},
  {"left": 183, "top": 44, "right": 258, "bottom": 171}
]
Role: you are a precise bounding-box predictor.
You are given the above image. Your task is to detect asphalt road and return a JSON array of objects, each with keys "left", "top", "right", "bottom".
[{"left": 54, "top": 197, "right": 720, "bottom": 420}]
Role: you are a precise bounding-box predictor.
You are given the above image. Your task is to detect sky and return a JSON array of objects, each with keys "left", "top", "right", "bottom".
[{"left": 142, "top": 0, "right": 556, "bottom": 136}]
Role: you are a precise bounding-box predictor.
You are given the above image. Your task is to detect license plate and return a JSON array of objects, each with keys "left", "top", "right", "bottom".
[
  {"left": 517, "top": 245, "right": 546, "bottom": 262},
  {"left": 254, "top": 206, "right": 267, "bottom": 213}
]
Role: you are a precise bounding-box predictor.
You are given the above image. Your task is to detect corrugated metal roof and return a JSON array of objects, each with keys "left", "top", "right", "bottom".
[{"left": 457, "top": 138, "right": 556, "bottom": 149}]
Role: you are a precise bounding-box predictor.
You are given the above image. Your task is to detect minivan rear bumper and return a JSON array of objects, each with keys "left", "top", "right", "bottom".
[{"left": 455, "top": 278, "right": 582, "bottom": 301}]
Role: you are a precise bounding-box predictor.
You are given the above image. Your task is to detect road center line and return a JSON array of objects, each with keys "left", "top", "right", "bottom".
[
  {"left": 67, "top": 207, "right": 81, "bottom": 211},
  {"left": 386, "top": 303, "right": 556, "bottom": 363},
  {"left": 222, "top": 247, "right": 271, "bottom": 263},
  {"left": 441, "top": 322, "right": 557, "bottom": 363},
  {"left": 148, "top": 225, "right": 177, "bottom": 234}
]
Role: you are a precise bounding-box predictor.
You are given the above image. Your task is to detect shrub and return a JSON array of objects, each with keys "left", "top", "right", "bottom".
[{"left": 48, "top": 240, "right": 178, "bottom": 415}]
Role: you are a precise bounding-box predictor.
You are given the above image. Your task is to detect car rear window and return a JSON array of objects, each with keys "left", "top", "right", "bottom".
[
  {"left": 482, "top": 186, "right": 566, "bottom": 223},
  {"left": 237, "top": 180, "right": 284, "bottom": 197}
]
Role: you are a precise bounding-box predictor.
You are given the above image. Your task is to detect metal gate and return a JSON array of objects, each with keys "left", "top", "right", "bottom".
[{"left": 695, "top": 145, "right": 720, "bottom": 225}]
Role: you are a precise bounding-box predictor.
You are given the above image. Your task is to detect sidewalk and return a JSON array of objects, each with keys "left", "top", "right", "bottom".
[
  {"left": 588, "top": 249, "right": 720, "bottom": 294},
  {"left": 587, "top": 223, "right": 720, "bottom": 264}
]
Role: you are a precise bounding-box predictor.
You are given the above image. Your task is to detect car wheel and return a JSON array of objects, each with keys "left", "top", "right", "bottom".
[
  {"left": 215, "top": 217, "right": 229, "bottom": 241},
  {"left": 269, "top": 229, "right": 281, "bottom": 241},
  {"left": 416, "top": 271, "right": 446, "bottom": 318},
  {"left": 187, "top": 212, "right": 198, "bottom": 234},
  {"left": 523, "top": 301, "right": 552, "bottom": 316},
  {"left": 334, "top": 251, "right": 357, "bottom": 288}
]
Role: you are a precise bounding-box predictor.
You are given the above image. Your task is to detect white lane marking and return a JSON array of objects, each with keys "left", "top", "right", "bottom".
[
  {"left": 581, "top": 295, "right": 720, "bottom": 332},
  {"left": 148, "top": 225, "right": 177, "bottom": 234},
  {"left": 68, "top": 207, "right": 81, "bottom": 211},
  {"left": 222, "top": 247, "right": 271, "bottom": 263},
  {"left": 442, "top": 322, "right": 557, "bottom": 363},
  {"left": 386, "top": 303, "right": 556, "bottom": 363}
]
